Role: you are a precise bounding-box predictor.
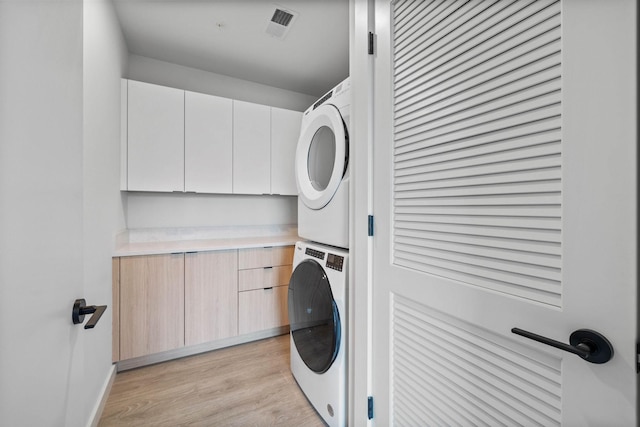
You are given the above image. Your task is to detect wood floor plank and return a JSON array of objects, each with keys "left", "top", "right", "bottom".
[{"left": 99, "top": 334, "right": 326, "bottom": 426}]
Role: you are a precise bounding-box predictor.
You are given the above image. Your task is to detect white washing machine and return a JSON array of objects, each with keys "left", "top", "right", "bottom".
[
  {"left": 288, "top": 241, "right": 348, "bottom": 427},
  {"left": 296, "top": 77, "right": 350, "bottom": 249}
]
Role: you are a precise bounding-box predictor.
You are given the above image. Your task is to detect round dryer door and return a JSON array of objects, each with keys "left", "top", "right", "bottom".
[
  {"left": 288, "top": 259, "right": 341, "bottom": 373},
  {"left": 295, "top": 104, "right": 348, "bottom": 210}
]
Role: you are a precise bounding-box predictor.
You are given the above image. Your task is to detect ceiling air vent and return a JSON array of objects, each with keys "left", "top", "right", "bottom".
[{"left": 265, "top": 5, "right": 298, "bottom": 40}]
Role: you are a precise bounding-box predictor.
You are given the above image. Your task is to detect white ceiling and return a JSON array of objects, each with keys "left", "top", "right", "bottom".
[{"left": 113, "top": 0, "right": 350, "bottom": 97}]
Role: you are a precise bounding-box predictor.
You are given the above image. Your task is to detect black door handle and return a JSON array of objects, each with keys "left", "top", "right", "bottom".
[
  {"left": 512, "top": 327, "right": 613, "bottom": 364},
  {"left": 72, "top": 299, "right": 107, "bottom": 329}
]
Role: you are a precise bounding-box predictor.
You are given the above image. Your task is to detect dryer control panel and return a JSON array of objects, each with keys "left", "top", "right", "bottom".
[{"left": 326, "top": 253, "right": 344, "bottom": 272}]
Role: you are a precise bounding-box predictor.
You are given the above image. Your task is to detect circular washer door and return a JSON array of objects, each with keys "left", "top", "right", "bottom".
[
  {"left": 288, "top": 259, "right": 341, "bottom": 373},
  {"left": 295, "top": 104, "right": 348, "bottom": 210}
]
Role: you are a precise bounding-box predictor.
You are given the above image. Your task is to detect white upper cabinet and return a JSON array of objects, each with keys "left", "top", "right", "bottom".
[
  {"left": 120, "top": 79, "right": 128, "bottom": 191},
  {"left": 123, "top": 80, "right": 301, "bottom": 195},
  {"left": 271, "top": 107, "right": 302, "bottom": 195},
  {"left": 185, "top": 91, "right": 233, "bottom": 193},
  {"left": 127, "top": 80, "right": 184, "bottom": 192},
  {"left": 233, "top": 100, "right": 271, "bottom": 195}
]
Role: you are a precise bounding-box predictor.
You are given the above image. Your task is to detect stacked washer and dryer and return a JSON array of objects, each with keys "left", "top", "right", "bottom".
[{"left": 288, "top": 77, "right": 350, "bottom": 427}]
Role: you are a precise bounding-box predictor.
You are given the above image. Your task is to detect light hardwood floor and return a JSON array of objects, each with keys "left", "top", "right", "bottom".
[{"left": 99, "top": 334, "right": 326, "bottom": 426}]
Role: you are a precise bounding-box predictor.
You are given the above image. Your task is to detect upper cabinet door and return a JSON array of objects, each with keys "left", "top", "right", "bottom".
[
  {"left": 185, "top": 91, "right": 233, "bottom": 193},
  {"left": 233, "top": 100, "right": 271, "bottom": 194},
  {"left": 127, "top": 80, "right": 184, "bottom": 192},
  {"left": 271, "top": 107, "right": 302, "bottom": 196}
]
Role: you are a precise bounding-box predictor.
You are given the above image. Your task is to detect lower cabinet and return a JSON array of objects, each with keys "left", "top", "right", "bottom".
[
  {"left": 119, "top": 253, "right": 185, "bottom": 360},
  {"left": 238, "top": 246, "right": 294, "bottom": 335},
  {"left": 114, "top": 245, "right": 294, "bottom": 365},
  {"left": 185, "top": 250, "right": 238, "bottom": 346},
  {"left": 239, "top": 286, "right": 289, "bottom": 335}
]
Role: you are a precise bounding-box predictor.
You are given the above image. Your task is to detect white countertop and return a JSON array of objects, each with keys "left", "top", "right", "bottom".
[{"left": 114, "top": 225, "right": 299, "bottom": 257}]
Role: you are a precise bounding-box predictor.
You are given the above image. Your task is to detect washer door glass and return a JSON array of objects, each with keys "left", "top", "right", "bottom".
[
  {"left": 295, "top": 104, "right": 347, "bottom": 210},
  {"left": 288, "top": 259, "right": 340, "bottom": 374}
]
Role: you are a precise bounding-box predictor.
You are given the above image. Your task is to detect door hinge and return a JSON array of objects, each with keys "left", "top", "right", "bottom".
[
  {"left": 368, "top": 396, "right": 374, "bottom": 419},
  {"left": 368, "top": 215, "right": 374, "bottom": 236},
  {"left": 368, "top": 31, "right": 375, "bottom": 55}
]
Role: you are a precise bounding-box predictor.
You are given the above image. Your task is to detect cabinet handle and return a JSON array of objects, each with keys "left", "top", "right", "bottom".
[
  {"left": 263, "top": 287, "right": 273, "bottom": 290},
  {"left": 264, "top": 266, "right": 273, "bottom": 270}
]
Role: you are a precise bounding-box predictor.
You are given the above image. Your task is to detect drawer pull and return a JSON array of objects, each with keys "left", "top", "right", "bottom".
[
  {"left": 264, "top": 266, "right": 273, "bottom": 270},
  {"left": 263, "top": 287, "right": 273, "bottom": 290}
]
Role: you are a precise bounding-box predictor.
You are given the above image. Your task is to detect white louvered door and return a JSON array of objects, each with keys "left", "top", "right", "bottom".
[{"left": 371, "top": 0, "right": 637, "bottom": 425}]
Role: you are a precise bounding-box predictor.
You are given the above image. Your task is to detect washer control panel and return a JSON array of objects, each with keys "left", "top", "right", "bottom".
[
  {"left": 326, "top": 253, "right": 344, "bottom": 272},
  {"left": 305, "top": 247, "right": 325, "bottom": 260}
]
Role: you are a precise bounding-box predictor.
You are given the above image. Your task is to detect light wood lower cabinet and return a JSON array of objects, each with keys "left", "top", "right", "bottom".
[
  {"left": 185, "top": 250, "right": 238, "bottom": 346},
  {"left": 239, "top": 286, "right": 289, "bottom": 335},
  {"left": 238, "top": 246, "right": 295, "bottom": 269},
  {"left": 114, "top": 245, "right": 294, "bottom": 366},
  {"left": 119, "top": 253, "right": 185, "bottom": 360},
  {"left": 238, "top": 246, "right": 293, "bottom": 335}
]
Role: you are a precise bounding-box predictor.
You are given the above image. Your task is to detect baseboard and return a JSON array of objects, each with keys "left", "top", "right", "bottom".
[
  {"left": 87, "top": 364, "right": 117, "bottom": 427},
  {"left": 116, "top": 326, "right": 289, "bottom": 371}
]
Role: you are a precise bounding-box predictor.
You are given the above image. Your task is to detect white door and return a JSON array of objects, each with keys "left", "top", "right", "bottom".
[
  {"left": 372, "top": 0, "right": 637, "bottom": 425},
  {"left": 0, "top": 1, "right": 88, "bottom": 424}
]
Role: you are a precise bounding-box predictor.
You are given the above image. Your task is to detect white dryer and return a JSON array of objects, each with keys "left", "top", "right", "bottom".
[
  {"left": 296, "top": 77, "right": 350, "bottom": 249},
  {"left": 288, "top": 241, "right": 348, "bottom": 427}
]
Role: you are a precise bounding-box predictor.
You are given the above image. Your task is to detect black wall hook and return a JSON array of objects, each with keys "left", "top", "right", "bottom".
[{"left": 72, "top": 299, "right": 107, "bottom": 329}]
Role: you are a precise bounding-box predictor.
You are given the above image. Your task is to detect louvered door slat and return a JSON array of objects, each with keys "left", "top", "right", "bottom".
[
  {"left": 397, "top": 314, "right": 562, "bottom": 415},
  {"left": 395, "top": 214, "right": 561, "bottom": 237},
  {"left": 393, "top": 0, "right": 423, "bottom": 26},
  {"left": 395, "top": 124, "right": 559, "bottom": 165},
  {"left": 396, "top": 81, "right": 561, "bottom": 143},
  {"left": 396, "top": 167, "right": 561, "bottom": 192},
  {"left": 396, "top": 141, "right": 560, "bottom": 177},
  {"left": 396, "top": 331, "right": 557, "bottom": 426},
  {"left": 395, "top": 1, "right": 560, "bottom": 87},
  {"left": 403, "top": 306, "right": 562, "bottom": 386},
  {"left": 395, "top": 0, "right": 479, "bottom": 56},
  {"left": 395, "top": 105, "right": 560, "bottom": 150},
  {"left": 397, "top": 317, "right": 562, "bottom": 421},
  {"left": 396, "top": 56, "right": 560, "bottom": 128},
  {"left": 395, "top": 242, "right": 561, "bottom": 283},
  {"left": 395, "top": 158, "right": 560, "bottom": 190},
  {"left": 394, "top": 0, "right": 526, "bottom": 65},
  {"left": 395, "top": 0, "right": 466, "bottom": 45},
  {"left": 396, "top": 180, "right": 560, "bottom": 201},
  {"left": 394, "top": 227, "right": 561, "bottom": 256},
  {"left": 391, "top": 296, "right": 564, "bottom": 424},
  {"left": 395, "top": 218, "right": 561, "bottom": 243},
  {"left": 394, "top": 235, "right": 560, "bottom": 270}
]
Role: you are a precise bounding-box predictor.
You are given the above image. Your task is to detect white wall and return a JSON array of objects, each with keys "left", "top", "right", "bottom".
[
  {"left": 0, "top": 1, "right": 87, "bottom": 425},
  {"left": 124, "top": 55, "right": 308, "bottom": 230},
  {"left": 126, "top": 193, "right": 296, "bottom": 229},
  {"left": 127, "top": 54, "right": 317, "bottom": 111},
  {"left": 83, "top": 0, "right": 128, "bottom": 423}
]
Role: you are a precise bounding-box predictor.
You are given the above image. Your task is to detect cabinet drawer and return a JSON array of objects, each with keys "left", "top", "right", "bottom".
[
  {"left": 238, "top": 285, "right": 288, "bottom": 335},
  {"left": 238, "top": 265, "right": 292, "bottom": 292},
  {"left": 238, "top": 246, "right": 294, "bottom": 269}
]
